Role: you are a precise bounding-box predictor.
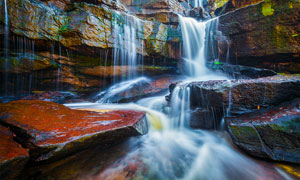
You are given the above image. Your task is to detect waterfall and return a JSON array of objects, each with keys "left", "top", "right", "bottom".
[
  {"left": 179, "top": 15, "right": 208, "bottom": 77},
  {"left": 170, "top": 85, "right": 191, "bottom": 129},
  {"left": 112, "top": 12, "right": 143, "bottom": 83},
  {"left": 64, "top": 3, "right": 276, "bottom": 180},
  {"left": 3, "top": 0, "right": 9, "bottom": 95},
  {"left": 170, "top": 16, "right": 226, "bottom": 130},
  {"left": 188, "top": 0, "right": 204, "bottom": 8}
]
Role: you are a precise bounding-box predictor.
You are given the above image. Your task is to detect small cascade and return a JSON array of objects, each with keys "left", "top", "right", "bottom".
[
  {"left": 111, "top": 12, "right": 143, "bottom": 83},
  {"left": 95, "top": 77, "right": 151, "bottom": 103},
  {"left": 170, "top": 85, "right": 191, "bottom": 129},
  {"left": 188, "top": 0, "right": 203, "bottom": 8},
  {"left": 3, "top": 0, "right": 9, "bottom": 95},
  {"left": 179, "top": 15, "right": 209, "bottom": 77},
  {"left": 170, "top": 16, "right": 227, "bottom": 129}
]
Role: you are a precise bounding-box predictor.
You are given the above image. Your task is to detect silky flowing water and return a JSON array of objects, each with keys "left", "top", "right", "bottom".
[
  {"left": 1, "top": 1, "right": 297, "bottom": 179},
  {"left": 61, "top": 16, "right": 295, "bottom": 180}
]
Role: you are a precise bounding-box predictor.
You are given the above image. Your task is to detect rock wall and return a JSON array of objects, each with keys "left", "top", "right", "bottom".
[
  {"left": 217, "top": 0, "right": 300, "bottom": 73},
  {"left": 0, "top": 0, "right": 182, "bottom": 59},
  {"left": 0, "top": 0, "right": 184, "bottom": 95}
]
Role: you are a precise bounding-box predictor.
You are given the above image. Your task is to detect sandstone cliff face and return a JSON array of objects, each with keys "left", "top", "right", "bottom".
[
  {"left": 0, "top": 0, "right": 184, "bottom": 95},
  {"left": 0, "top": 0, "right": 182, "bottom": 59}
]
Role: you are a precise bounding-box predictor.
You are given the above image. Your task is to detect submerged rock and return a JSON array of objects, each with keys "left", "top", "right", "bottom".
[
  {"left": 95, "top": 75, "right": 180, "bottom": 103},
  {"left": 0, "top": 100, "right": 147, "bottom": 162},
  {"left": 0, "top": 125, "right": 29, "bottom": 179},
  {"left": 226, "top": 99, "right": 300, "bottom": 163}
]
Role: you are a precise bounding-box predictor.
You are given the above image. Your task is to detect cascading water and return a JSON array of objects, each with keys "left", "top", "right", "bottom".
[
  {"left": 3, "top": 0, "right": 9, "bottom": 95},
  {"left": 188, "top": 0, "right": 203, "bottom": 8},
  {"left": 111, "top": 12, "right": 143, "bottom": 83},
  {"left": 94, "top": 77, "right": 151, "bottom": 103},
  {"left": 64, "top": 5, "right": 290, "bottom": 180}
]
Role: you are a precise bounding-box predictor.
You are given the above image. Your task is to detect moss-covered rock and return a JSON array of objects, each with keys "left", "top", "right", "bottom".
[
  {"left": 226, "top": 99, "right": 300, "bottom": 163},
  {"left": 218, "top": 0, "right": 300, "bottom": 73}
]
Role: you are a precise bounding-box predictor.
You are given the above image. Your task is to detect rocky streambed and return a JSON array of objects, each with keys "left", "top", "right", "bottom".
[{"left": 167, "top": 74, "right": 300, "bottom": 163}]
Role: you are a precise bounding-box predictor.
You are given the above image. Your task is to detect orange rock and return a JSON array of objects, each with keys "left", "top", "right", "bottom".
[
  {"left": 0, "top": 125, "right": 29, "bottom": 179},
  {"left": 0, "top": 126, "right": 29, "bottom": 164},
  {"left": 0, "top": 100, "right": 147, "bottom": 162}
]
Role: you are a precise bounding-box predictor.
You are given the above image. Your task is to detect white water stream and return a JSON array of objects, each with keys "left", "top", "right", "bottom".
[
  {"left": 3, "top": 0, "right": 9, "bottom": 95},
  {"left": 112, "top": 12, "right": 143, "bottom": 83}
]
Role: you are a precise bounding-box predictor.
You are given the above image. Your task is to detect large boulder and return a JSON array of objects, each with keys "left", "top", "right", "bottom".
[
  {"left": 0, "top": 125, "right": 29, "bottom": 179},
  {"left": 0, "top": 100, "right": 147, "bottom": 162},
  {"left": 217, "top": 0, "right": 300, "bottom": 73},
  {"left": 169, "top": 75, "right": 300, "bottom": 115},
  {"left": 167, "top": 75, "right": 300, "bottom": 129},
  {"left": 226, "top": 98, "right": 300, "bottom": 163}
]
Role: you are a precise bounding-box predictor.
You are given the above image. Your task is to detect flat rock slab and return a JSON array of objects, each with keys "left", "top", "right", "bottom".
[
  {"left": 169, "top": 75, "right": 300, "bottom": 115},
  {"left": 226, "top": 99, "right": 300, "bottom": 163},
  {"left": 0, "top": 125, "right": 29, "bottom": 178},
  {"left": 0, "top": 100, "right": 147, "bottom": 162}
]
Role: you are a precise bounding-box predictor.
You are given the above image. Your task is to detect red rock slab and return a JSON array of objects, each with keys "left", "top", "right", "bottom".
[
  {"left": 0, "top": 125, "right": 29, "bottom": 179},
  {"left": 0, "top": 125, "right": 29, "bottom": 165},
  {"left": 0, "top": 100, "right": 147, "bottom": 162}
]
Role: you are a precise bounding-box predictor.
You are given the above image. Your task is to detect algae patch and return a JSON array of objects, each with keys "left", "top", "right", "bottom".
[{"left": 262, "top": 2, "right": 275, "bottom": 16}]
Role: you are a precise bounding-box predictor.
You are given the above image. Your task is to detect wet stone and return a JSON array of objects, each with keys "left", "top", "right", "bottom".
[
  {"left": 0, "top": 125, "right": 29, "bottom": 179},
  {"left": 0, "top": 100, "right": 147, "bottom": 162},
  {"left": 226, "top": 98, "right": 300, "bottom": 163}
]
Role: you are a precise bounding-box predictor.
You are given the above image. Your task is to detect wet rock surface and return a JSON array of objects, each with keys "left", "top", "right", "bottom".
[
  {"left": 218, "top": 0, "right": 300, "bottom": 73},
  {"left": 226, "top": 99, "right": 300, "bottom": 163},
  {"left": 214, "top": 0, "right": 264, "bottom": 16},
  {"left": 0, "top": 125, "right": 29, "bottom": 179},
  {"left": 94, "top": 75, "right": 181, "bottom": 103},
  {"left": 0, "top": 100, "right": 147, "bottom": 162},
  {"left": 167, "top": 75, "right": 300, "bottom": 130},
  {"left": 21, "top": 91, "right": 79, "bottom": 104},
  {"left": 207, "top": 62, "right": 277, "bottom": 79},
  {"left": 0, "top": 0, "right": 181, "bottom": 59},
  {"left": 169, "top": 75, "right": 300, "bottom": 115}
]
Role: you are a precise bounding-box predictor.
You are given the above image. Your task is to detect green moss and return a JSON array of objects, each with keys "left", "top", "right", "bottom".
[
  {"left": 58, "top": 17, "right": 71, "bottom": 34},
  {"left": 215, "top": 0, "right": 229, "bottom": 8},
  {"left": 262, "top": 1, "right": 275, "bottom": 16},
  {"left": 230, "top": 125, "right": 257, "bottom": 138}
]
